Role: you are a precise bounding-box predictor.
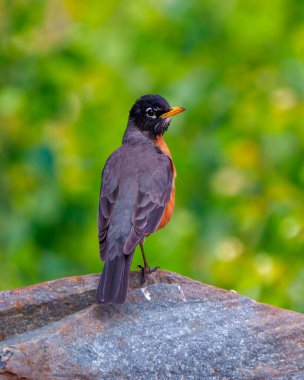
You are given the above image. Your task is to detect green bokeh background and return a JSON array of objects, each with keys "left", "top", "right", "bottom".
[{"left": 1, "top": 0, "right": 304, "bottom": 311}]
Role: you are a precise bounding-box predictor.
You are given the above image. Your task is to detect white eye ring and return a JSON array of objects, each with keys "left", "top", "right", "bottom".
[{"left": 146, "top": 107, "right": 157, "bottom": 119}]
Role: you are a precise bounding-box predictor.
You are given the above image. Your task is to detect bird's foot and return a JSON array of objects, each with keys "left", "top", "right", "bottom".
[{"left": 137, "top": 265, "right": 159, "bottom": 285}]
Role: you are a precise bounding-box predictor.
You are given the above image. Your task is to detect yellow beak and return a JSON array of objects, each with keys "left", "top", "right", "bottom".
[{"left": 160, "top": 106, "right": 186, "bottom": 118}]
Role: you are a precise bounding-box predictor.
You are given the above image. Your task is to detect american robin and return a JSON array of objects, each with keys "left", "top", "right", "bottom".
[{"left": 97, "top": 94, "right": 185, "bottom": 304}]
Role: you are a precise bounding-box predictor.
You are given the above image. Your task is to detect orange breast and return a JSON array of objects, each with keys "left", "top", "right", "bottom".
[{"left": 154, "top": 136, "right": 176, "bottom": 231}]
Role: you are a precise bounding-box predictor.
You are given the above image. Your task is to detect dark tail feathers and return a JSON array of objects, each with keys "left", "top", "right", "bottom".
[{"left": 96, "top": 253, "right": 133, "bottom": 304}]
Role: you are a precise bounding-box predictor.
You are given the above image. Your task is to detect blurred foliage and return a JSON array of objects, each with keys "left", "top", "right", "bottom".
[{"left": 1, "top": 0, "right": 304, "bottom": 312}]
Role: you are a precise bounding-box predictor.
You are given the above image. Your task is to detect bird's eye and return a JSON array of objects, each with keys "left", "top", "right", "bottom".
[{"left": 146, "top": 107, "right": 156, "bottom": 119}]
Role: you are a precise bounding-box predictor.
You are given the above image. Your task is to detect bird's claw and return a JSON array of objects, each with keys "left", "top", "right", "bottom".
[{"left": 137, "top": 265, "right": 159, "bottom": 285}]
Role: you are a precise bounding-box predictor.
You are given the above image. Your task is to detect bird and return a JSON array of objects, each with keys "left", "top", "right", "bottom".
[{"left": 97, "top": 94, "right": 185, "bottom": 304}]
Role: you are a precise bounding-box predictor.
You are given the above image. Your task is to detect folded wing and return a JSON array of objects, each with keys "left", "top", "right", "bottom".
[{"left": 123, "top": 155, "right": 173, "bottom": 254}]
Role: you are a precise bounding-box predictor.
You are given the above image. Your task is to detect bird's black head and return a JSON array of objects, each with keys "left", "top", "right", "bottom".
[{"left": 128, "top": 94, "right": 185, "bottom": 138}]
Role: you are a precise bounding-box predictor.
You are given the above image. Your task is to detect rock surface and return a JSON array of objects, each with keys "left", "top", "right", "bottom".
[{"left": 0, "top": 271, "right": 304, "bottom": 379}]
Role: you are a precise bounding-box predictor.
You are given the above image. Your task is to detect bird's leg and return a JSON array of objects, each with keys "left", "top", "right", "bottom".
[{"left": 137, "top": 242, "right": 159, "bottom": 285}]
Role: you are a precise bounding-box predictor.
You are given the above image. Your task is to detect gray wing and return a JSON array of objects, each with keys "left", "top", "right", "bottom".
[
  {"left": 123, "top": 154, "right": 173, "bottom": 254},
  {"left": 98, "top": 148, "right": 173, "bottom": 259}
]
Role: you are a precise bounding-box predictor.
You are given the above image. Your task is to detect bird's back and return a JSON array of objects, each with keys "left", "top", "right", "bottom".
[{"left": 102, "top": 140, "right": 168, "bottom": 242}]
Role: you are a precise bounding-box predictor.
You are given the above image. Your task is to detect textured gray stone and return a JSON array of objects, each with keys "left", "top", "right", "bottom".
[{"left": 0, "top": 270, "right": 304, "bottom": 379}]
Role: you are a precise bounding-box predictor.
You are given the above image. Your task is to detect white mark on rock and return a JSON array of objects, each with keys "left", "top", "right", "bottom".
[
  {"left": 178, "top": 285, "right": 187, "bottom": 302},
  {"left": 141, "top": 287, "right": 151, "bottom": 301}
]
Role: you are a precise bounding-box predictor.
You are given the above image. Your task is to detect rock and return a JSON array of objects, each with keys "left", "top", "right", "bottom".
[{"left": 0, "top": 271, "right": 304, "bottom": 379}]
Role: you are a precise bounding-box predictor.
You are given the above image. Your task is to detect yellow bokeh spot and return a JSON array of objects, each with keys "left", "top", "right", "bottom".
[{"left": 228, "top": 139, "right": 260, "bottom": 169}]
